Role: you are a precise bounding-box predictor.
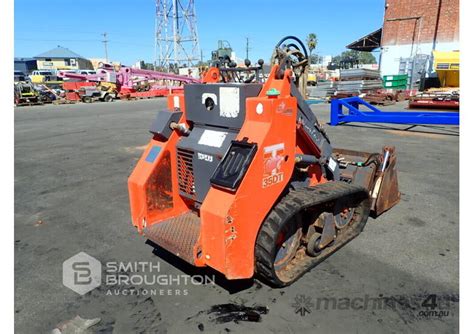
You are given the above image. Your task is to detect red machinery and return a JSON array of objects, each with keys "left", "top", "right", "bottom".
[
  {"left": 58, "top": 65, "right": 201, "bottom": 100},
  {"left": 128, "top": 37, "right": 400, "bottom": 286},
  {"left": 408, "top": 90, "right": 460, "bottom": 110},
  {"left": 62, "top": 82, "right": 97, "bottom": 102}
]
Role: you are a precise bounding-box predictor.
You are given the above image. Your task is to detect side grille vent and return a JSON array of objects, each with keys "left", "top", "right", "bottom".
[{"left": 177, "top": 148, "right": 195, "bottom": 196}]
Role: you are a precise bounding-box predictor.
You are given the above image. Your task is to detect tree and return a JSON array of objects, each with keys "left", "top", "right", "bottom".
[
  {"left": 355, "top": 51, "right": 376, "bottom": 64},
  {"left": 332, "top": 50, "right": 376, "bottom": 67},
  {"left": 143, "top": 62, "right": 155, "bottom": 70},
  {"left": 306, "top": 33, "right": 318, "bottom": 66},
  {"left": 196, "top": 60, "right": 211, "bottom": 67},
  {"left": 310, "top": 54, "right": 323, "bottom": 65}
]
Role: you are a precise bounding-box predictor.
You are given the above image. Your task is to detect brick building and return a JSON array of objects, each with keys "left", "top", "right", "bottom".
[{"left": 380, "top": 0, "right": 459, "bottom": 76}]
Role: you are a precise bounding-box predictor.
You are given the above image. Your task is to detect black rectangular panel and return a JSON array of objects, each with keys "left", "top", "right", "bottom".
[
  {"left": 184, "top": 83, "right": 262, "bottom": 130},
  {"left": 210, "top": 140, "right": 257, "bottom": 191},
  {"left": 149, "top": 110, "right": 182, "bottom": 141}
]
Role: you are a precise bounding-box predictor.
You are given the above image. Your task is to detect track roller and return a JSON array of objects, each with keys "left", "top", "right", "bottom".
[{"left": 254, "top": 181, "right": 370, "bottom": 287}]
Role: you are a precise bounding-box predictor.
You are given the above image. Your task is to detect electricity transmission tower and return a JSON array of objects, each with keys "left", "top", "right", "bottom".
[{"left": 155, "top": 0, "right": 201, "bottom": 71}]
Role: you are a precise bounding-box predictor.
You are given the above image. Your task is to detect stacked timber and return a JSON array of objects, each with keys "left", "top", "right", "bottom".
[
  {"left": 307, "top": 81, "right": 335, "bottom": 98},
  {"left": 340, "top": 68, "right": 380, "bottom": 81},
  {"left": 336, "top": 79, "right": 383, "bottom": 92},
  {"left": 333, "top": 68, "right": 382, "bottom": 95}
]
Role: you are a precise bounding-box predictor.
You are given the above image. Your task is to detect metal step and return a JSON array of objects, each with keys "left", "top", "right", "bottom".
[{"left": 143, "top": 211, "right": 200, "bottom": 265}]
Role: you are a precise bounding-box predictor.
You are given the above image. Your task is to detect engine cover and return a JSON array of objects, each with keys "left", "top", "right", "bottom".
[
  {"left": 176, "top": 83, "right": 263, "bottom": 203},
  {"left": 176, "top": 127, "right": 237, "bottom": 203}
]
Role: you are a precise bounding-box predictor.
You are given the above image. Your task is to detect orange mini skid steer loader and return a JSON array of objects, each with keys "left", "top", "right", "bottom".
[{"left": 128, "top": 37, "right": 400, "bottom": 287}]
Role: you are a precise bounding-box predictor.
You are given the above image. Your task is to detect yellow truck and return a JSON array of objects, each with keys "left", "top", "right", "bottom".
[
  {"left": 307, "top": 71, "right": 317, "bottom": 86},
  {"left": 432, "top": 50, "right": 459, "bottom": 88},
  {"left": 29, "top": 70, "right": 59, "bottom": 84}
]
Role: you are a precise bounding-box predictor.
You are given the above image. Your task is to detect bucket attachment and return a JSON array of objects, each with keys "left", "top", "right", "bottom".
[
  {"left": 369, "top": 146, "right": 401, "bottom": 217},
  {"left": 333, "top": 146, "right": 400, "bottom": 218}
]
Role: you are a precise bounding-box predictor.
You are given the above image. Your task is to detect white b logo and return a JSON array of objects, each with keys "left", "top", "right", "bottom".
[{"left": 63, "top": 252, "right": 101, "bottom": 295}]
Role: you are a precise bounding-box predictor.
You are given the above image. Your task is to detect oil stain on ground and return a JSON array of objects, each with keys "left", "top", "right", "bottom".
[{"left": 188, "top": 303, "right": 269, "bottom": 324}]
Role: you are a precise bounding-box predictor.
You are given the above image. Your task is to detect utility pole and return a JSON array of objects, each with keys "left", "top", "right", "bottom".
[
  {"left": 102, "top": 32, "right": 109, "bottom": 63},
  {"left": 245, "top": 37, "right": 250, "bottom": 60}
]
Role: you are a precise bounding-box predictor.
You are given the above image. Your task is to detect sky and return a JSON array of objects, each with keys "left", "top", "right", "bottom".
[{"left": 14, "top": 0, "right": 384, "bottom": 65}]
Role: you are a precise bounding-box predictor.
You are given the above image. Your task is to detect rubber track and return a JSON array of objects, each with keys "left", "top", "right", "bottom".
[{"left": 255, "top": 181, "right": 370, "bottom": 287}]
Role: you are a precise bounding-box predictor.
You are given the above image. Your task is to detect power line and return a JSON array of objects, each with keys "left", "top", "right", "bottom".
[
  {"left": 109, "top": 41, "right": 153, "bottom": 48},
  {"left": 15, "top": 37, "right": 154, "bottom": 49},
  {"left": 15, "top": 38, "right": 100, "bottom": 42}
]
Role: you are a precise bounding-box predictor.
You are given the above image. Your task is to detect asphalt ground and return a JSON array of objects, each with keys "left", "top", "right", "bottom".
[{"left": 15, "top": 98, "right": 459, "bottom": 333}]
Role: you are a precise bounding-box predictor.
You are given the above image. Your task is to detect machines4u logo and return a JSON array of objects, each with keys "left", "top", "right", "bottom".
[{"left": 262, "top": 143, "right": 285, "bottom": 188}]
